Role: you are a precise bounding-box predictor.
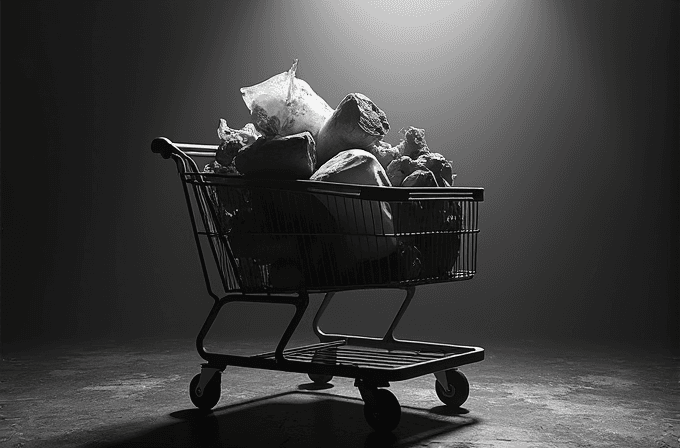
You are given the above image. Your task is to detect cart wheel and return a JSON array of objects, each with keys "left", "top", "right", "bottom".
[
  {"left": 189, "top": 372, "right": 221, "bottom": 411},
  {"left": 308, "top": 351, "right": 334, "bottom": 384},
  {"left": 435, "top": 369, "right": 469, "bottom": 408},
  {"left": 363, "top": 388, "right": 401, "bottom": 432},
  {"left": 308, "top": 372, "right": 333, "bottom": 384}
]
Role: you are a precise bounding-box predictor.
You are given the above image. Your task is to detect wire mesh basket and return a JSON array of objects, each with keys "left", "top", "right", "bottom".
[{"left": 182, "top": 168, "right": 481, "bottom": 294}]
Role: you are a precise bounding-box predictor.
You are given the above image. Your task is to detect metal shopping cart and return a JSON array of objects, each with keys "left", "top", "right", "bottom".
[{"left": 151, "top": 137, "right": 485, "bottom": 432}]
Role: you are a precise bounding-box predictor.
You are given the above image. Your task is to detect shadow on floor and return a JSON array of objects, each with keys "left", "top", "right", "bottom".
[{"left": 72, "top": 389, "right": 477, "bottom": 448}]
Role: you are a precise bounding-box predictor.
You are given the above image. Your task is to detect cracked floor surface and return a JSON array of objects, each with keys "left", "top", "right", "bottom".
[{"left": 1, "top": 336, "right": 678, "bottom": 447}]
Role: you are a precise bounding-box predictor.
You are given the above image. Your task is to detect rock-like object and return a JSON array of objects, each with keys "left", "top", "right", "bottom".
[
  {"left": 311, "top": 149, "right": 396, "bottom": 261},
  {"left": 416, "top": 152, "right": 455, "bottom": 187},
  {"left": 368, "top": 140, "right": 401, "bottom": 171},
  {"left": 234, "top": 131, "right": 316, "bottom": 179},
  {"left": 401, "top": 169, "right": 439, "bottom": 187},
  {"left": 215, "top": 119, "right": 260, "bottom": 169},
  {"left": 217, "top": 119, "right": 260, "bottom": 145},
  {"left": 311, "top": 148, "right": 391, "bottom": 186},
  {"left": 394, "top": 126, "right": 430, "bottom": 159},
  {"left": 204, "top": 160, "right": 239, "bottom": 176},
  {"left": 386, "top": 156, "right": 420, "bottom": 187},
  {"left": 315, "top": 93, "right": 390, "bottom": 167}
]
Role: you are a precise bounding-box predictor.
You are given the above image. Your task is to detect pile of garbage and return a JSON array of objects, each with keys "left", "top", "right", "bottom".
[
  {"left": 205, "top": 61, "right": 463, "bottom": 289},
  {"left": 205, "top": 60, "right": 456, "bottom": 188}
]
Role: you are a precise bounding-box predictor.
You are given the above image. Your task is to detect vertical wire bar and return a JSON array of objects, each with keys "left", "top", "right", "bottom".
[
  {"left": 333, "top": 195, "right": 343, "bottom": 287},
  {"left": 466, "top": 199, "right": 471, "bottom": 275},
  {"left": 466, "top": 199, "right": 472, "bottom": 275},
  {"left": 459, "top": 199, "right": 465, "bottom": 276},
  {"left": 354, "top": 198, "right": 365, "bottom": 286},
  {"left": 354, "top": 199, "right": 370, "bottom": 285},
  {"left": 461, "top": 199, "right": 466, "bottom": 276},
  {"left": 471, "top": 200, "right": 476, "bottom": 275},
  {"left": 377, "top": 201, "right": 384, "bottom": 285},
  {"left": 460, "top": 199, "right": 465, "bottom": 275},
  {"left": 474, "top": 199, "right": 479, "bottom": 274},
  {"left": 373, "top": 201, "right": 381, "bottom": 285},
  {"left": 191, "top": 175, "right": 233, "bottom": 295},
  {"left": 360, "top": 198, "right": 369, "bottom": 286}
]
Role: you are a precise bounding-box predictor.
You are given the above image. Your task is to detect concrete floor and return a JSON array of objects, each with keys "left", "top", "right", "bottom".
[{"left": 1, "top": 335, "right": 678, "bottom": 448}]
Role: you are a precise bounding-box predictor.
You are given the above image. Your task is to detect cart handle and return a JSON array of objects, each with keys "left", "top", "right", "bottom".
[
  {"left": 152, "top": 137, "right": 219, "bottom": 158},
  {"left": 151, "top": 137, "right": 179, "bottom": 159}
]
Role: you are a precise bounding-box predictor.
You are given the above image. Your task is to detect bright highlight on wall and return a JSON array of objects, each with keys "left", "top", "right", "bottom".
[
  {"left": 325, "top": 0, "right": 481, "bottom": 46},
  {"left": 297, "top": 0, "right": 520, "bottom": 75}
]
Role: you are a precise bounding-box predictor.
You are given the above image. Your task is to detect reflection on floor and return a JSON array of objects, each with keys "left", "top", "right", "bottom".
[{"left": 1, "top": 336, "right": 678, "bottom": 447}]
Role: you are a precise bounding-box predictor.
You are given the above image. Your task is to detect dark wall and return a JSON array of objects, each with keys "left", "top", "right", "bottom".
[{"left": 2, "top": 1, "right": 678, "bottom": 350}]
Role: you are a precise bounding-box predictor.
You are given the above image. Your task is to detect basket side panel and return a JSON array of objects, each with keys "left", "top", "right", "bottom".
[{"left": 201, "top": 174, "right": 480, "bottom": 293}]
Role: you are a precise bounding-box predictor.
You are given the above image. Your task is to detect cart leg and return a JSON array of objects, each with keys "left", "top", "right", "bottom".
[
  {"left": 312, "top": 292, "right": 336, "bottom": 343},
  {"left": 194, "top": 292, "right": 312, "bottom": 368},
  {"left": 382, "top": 287, "right": 416, "bottom": 344},
  {"left": 275, "top": 292, "right": 310, "bottom": 363},
  {"left": 434, "top": 370, "right": 450, "bottom": 392},
  {"left": 311, "top": 287, "right": 417, "bottom": 348},
  {"left": 196, "top": 299, "right": 228, "bottom": 366}
]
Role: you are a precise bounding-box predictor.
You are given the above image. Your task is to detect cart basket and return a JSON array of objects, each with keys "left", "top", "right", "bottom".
[{"left": 151, "top": 137, "right": 483, "bottom": 295}]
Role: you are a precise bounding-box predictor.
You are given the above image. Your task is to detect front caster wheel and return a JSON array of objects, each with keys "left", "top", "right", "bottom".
[
  {"left": 189, "top": 371, "right": 221, "bottom": 410},
  {"left": 363, "top": 388, "right": 401, "bottom": 432},
  {"left": 435, "top": 369, "right": 469, "bottom": 408}
]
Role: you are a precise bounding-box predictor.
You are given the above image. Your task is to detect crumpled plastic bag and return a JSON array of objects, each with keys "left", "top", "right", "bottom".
[{"left": 240, "top": 59, "right": 334, "bottom": 139}]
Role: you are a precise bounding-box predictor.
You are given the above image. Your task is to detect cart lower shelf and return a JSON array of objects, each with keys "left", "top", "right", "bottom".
[
  {"left": 190, "top": 338, "right": 481, "bottom": 432},
  {"left": 190, "top": 337, "right": 483, "bottom": 432},
  {"left": 256, "top": 339, "right": 484, "bottom": 382}
]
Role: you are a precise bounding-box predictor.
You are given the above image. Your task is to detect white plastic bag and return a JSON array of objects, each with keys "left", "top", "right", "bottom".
[{"left": 240, "top": 60, "right": 333, "bottom": 139}]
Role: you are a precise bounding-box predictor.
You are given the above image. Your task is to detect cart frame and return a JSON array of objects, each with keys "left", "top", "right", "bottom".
[{"left": 152, "top": 136, "right": 485, "bottom": 431}]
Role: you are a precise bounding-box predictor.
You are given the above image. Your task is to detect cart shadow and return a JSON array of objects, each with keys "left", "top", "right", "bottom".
[{"left": 85, "top": 390, "right": 478, "bottom": 448}]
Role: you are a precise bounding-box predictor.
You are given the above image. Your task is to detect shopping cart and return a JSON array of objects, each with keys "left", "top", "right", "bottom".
[{"left": 151, "top": 137, "right": 485, "bottom": 432}]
